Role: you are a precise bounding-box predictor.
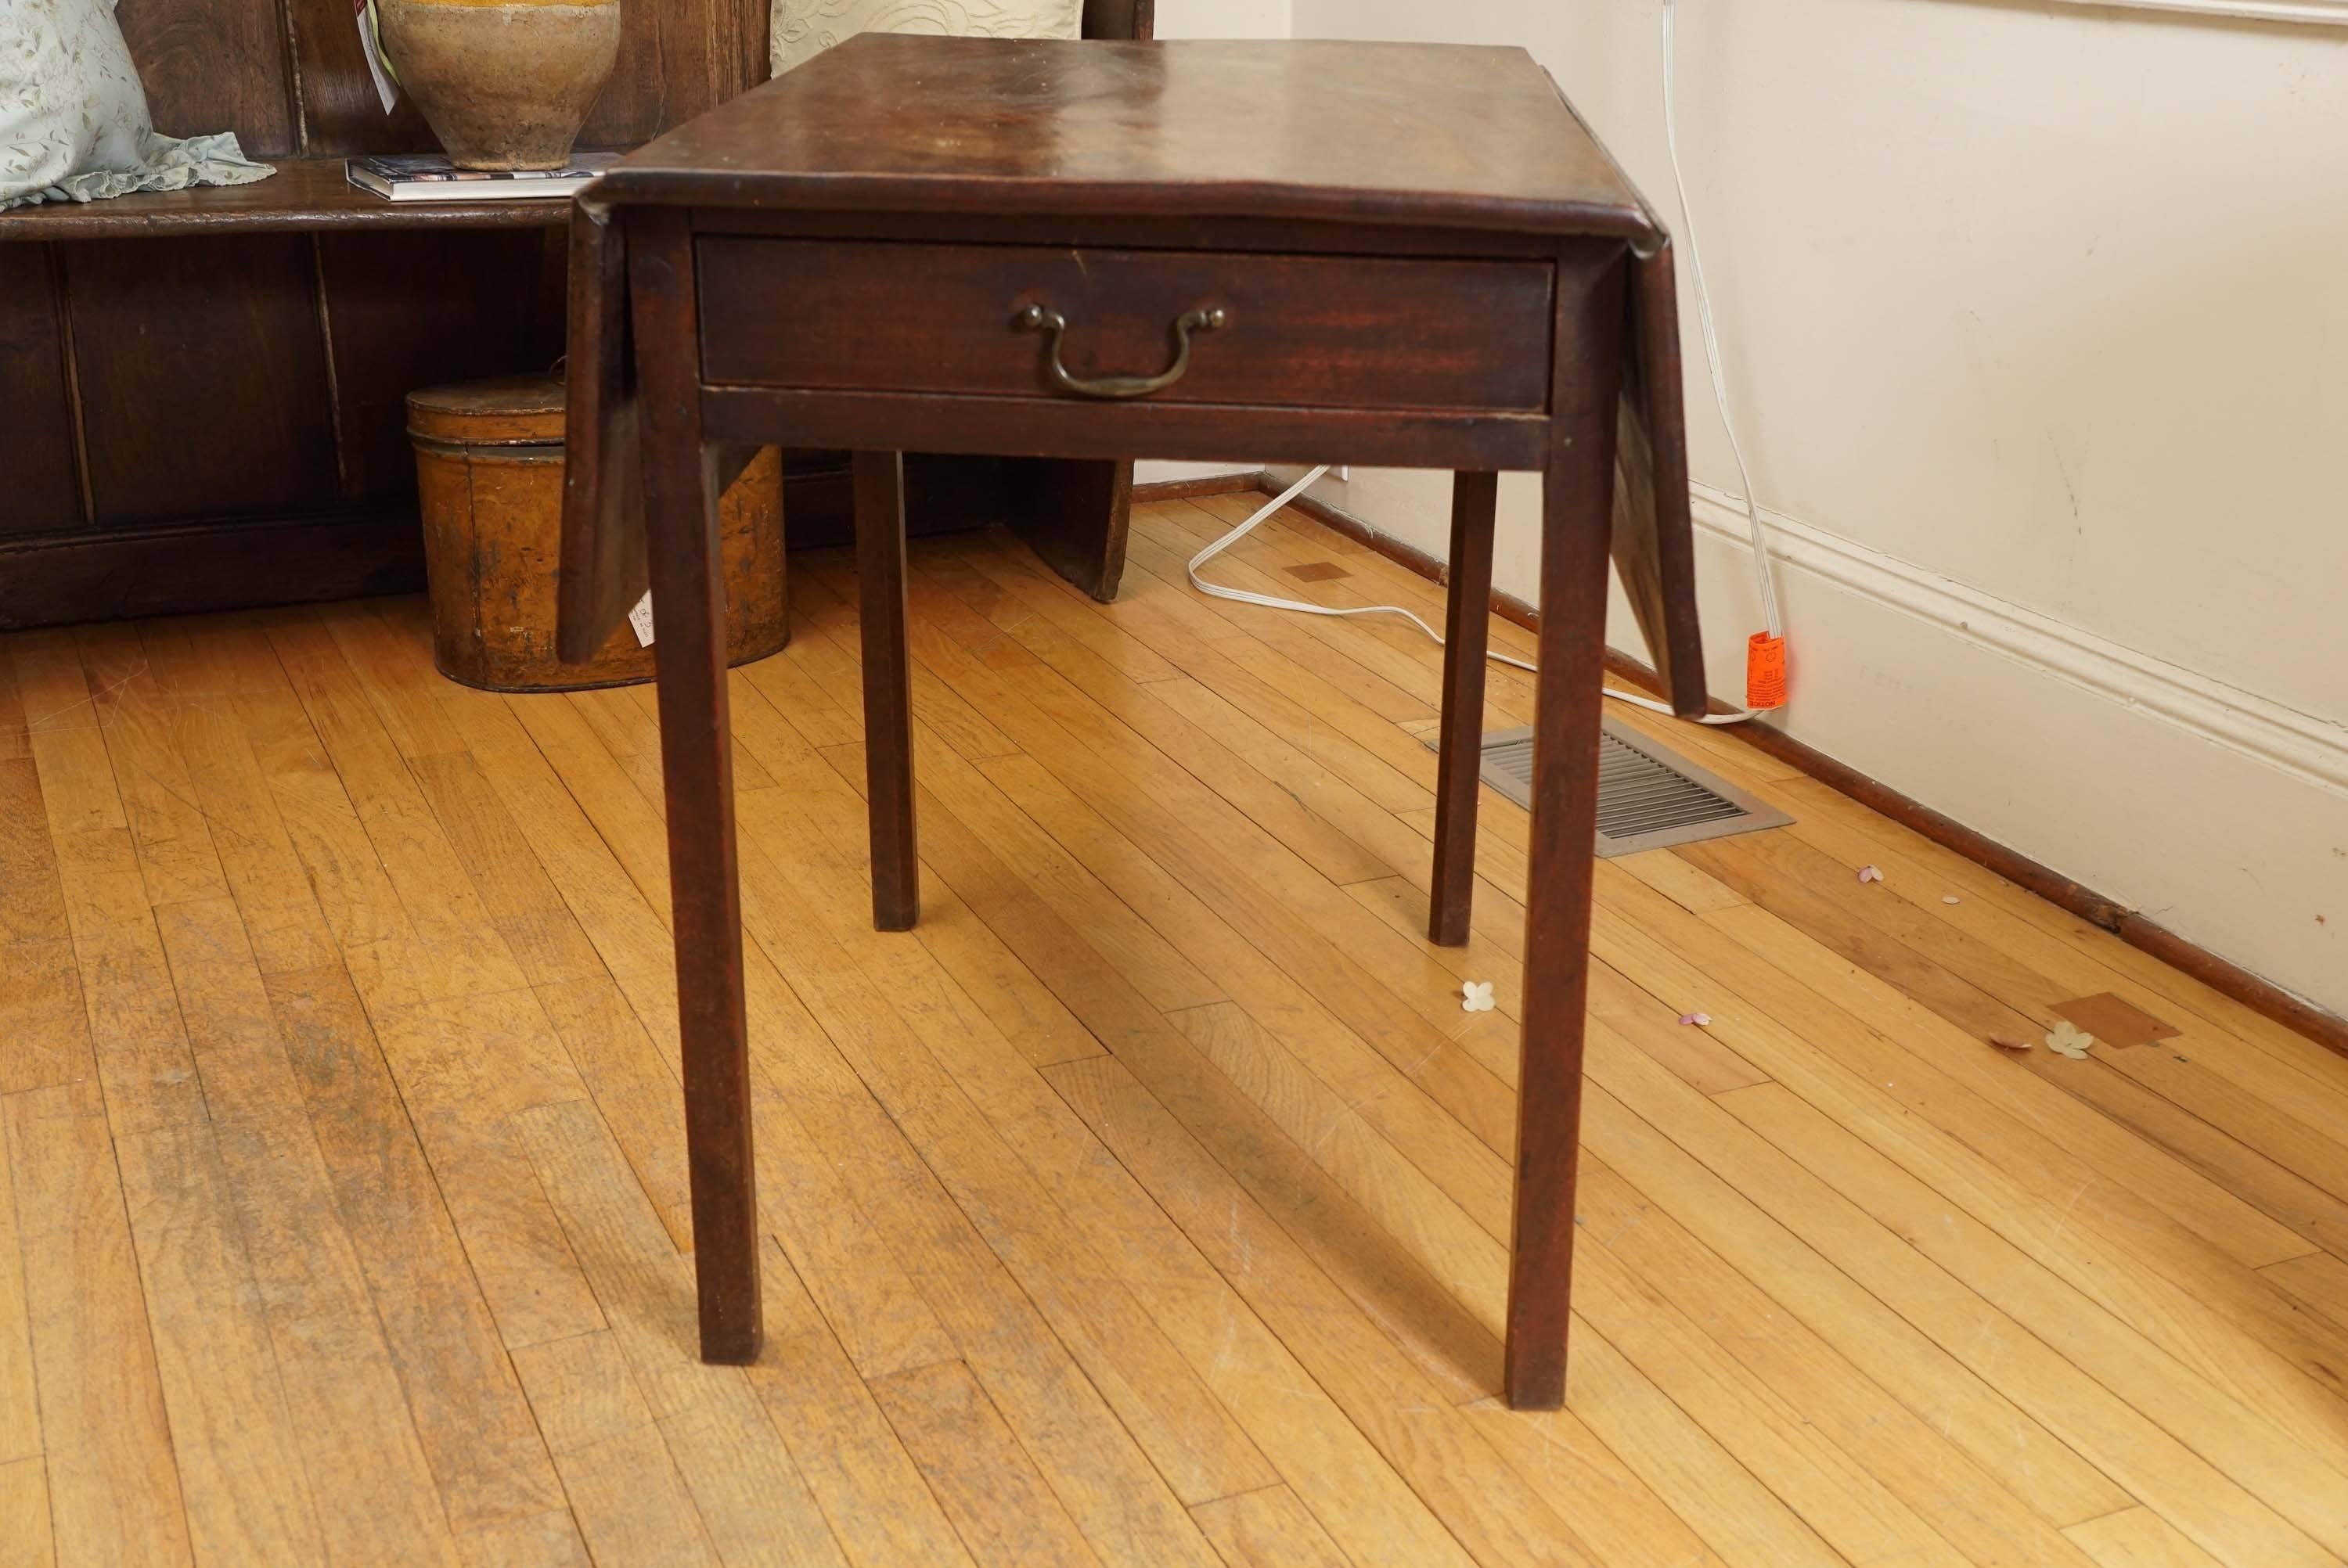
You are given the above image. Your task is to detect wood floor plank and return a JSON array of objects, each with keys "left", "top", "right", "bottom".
[
  {"left": 11, "top": 520, "right": 2348, "bottom": 1568},
  {"left": 1040, "top": 1052, "right": 1621, "bottom": 1568},
  {"left": 1582, "top": 874, "right": 2348, "bottom": 1566},
  {"left": 1115, "top": 531, "right": 1432, "bottom": 726},
  {"left": 1757, "top": 771, "right": 2348, "bottom": 1091},
  {"left": 1571, "top": 1227, "right": 1975, "bottom": 1568},
  {"left": 152, "top": 899, "right": 466, "bottom": 1568},
  {"left": 166, "top": 668, "right": 340, "bottom": 979},
  {"left": 423, "top": 678, "right": 678, "bottom": 987},
  {"left": 2258, "top": 1250, "right": 2348, "bottom": 1333},
  {"left": 1583, "top": 1023, "right": 2163, "bottom": 1530},
  {"left": 1680, "top": 836, "right": 2310, "bottom": 1268},
  {"left": 2065, "top": 1507, "right": 2227, "bottom": 1568},
  {"left": 1757, "top": 775, "right": 2331, "bottom": 1105},
  {"left": 0, "top": 1097, "right": 37, "bottom": 1466},
  {"left": 0, "top": 944, "right": 93, "bottom": 1099},
  {"left": 513, "top": 1098, "right": 848, "bottom": 1568},
  {"left": 1127, "top": 511, "right": 1462, "bottom": 722},
  {"left": 1574, "top": 1150, "right": 2102, "bottom": 1566},
  {"left": 783, "top": 570, "right": 1025, "bottom": 768},
  {"left": 453, "top": 1510, "right": 596, "bottom": 1568},
  {"left": 746, "top": 1239, "right": 976, "bottom": 1568},
  {"left": 1684, "top": 900, "right": 2348, "bottom": 1460},
  {"left": 884, "top": 560, "right": 1395, "bottom": 893},
  {"left": 532, "top": 973, "right": 697, "bottom": 1251},
  {"left": 12, "top": 632, "right": 129, "bottom": 845},
  {"left": 985, "top": 672, "right": 1518, "bottom": 1145},
  {"left": 73, "top": 624, "right": 230, "bottom": 910},
  {"left": 903, "top": 1000, "right": 1479, "bottom": 1568},
  {"left": 871, "top": 1358, "right": 1103, "bottom": 1568},
  {"left": 1190, "top": 1486, "right": 1353, "bottom": 1568},
  {"left": 946, "top": 540, "right": 1434, "bottom": 816},
  {"left": 365, "top": 988, "right": 607, "bottom": 1350},
  {"left": 5, "top": 1080, "right": 193, "bottom": 1568},
  {"left": 824, "top": 739, "right": 1504, "bottom": 1406},
  {"left": 264, "top": 964, "right": 568, "bottom": 1530},
  {"left": 880, "top": 589, "right": 1521, "bottom": 1152},
  {"left": 236, "top": 680, "right": 444, "bottom": 1017},
  {"left": 0, "top": 1455, "right": 52, "bottom": 1568},
  {"left": 1494, "top": 1323, "right": 1846, "bottom": 1568},
  {"left": 407, "top": 751, "right": 606, "bottom": 988},
  {"left": 675, "top": 765, "right": 1275, "bottom": 1527},
  {"left": 265, "top": 614, "right": 528, "bottom": 1007},
  {"left": 961, "top": 746, "right": 1513, "bottom": 1230},
  {"left": 429, "top": 677, "right": 960, "bottom": 1386},
  {"left": 1169, "top": 999, "right": 1507, "bottom": 1329},
  {"left": 1462, "top": 1398, "right": 1736, "bottom": 1568},
  {"left": 1713, "top": 829, "right": 2348, "bottom": 1257},
  {"left": 1166, "top": 497, "right": 1544, "bottom": 727},
  {"left": 69, "top": 915, "right": 203, "bottom": 1140},
  {"left": 112, "top": 1110, "right": 325, "bottom": 1568},
  {"left": 1588, "top": 865, "right": 2348, "bottom": 1420},
  {"left": 0, "top": 760, "right": 68, "bottom": 948},
  {"left": 506, "top": 1329, "right": 722, "bottom": 1568},
  {"left": 315, "top": 602, "right": 469, "bottom": 762},
  {"left": 1717, "top": 1084, "right": 2342, "bottom": 1568}
]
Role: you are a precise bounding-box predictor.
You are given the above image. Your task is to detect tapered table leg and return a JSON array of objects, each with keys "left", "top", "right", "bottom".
[
  {"left": 855, "top": 450, "right": 920, "bottom": 931},
  {"left": 632, "top": 208, "right": 759, "bottom": 1365},
  {"left": 1429, "top": 470, "right": 1499, "bottom": 946},
  {"left": 1506, "top": 258, "right": 1628, "bottom": 1410}
]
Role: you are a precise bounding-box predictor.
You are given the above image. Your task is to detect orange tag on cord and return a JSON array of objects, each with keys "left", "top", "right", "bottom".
[{"left": 1745, "top": 632, "right": 1787, "bottom": 710}]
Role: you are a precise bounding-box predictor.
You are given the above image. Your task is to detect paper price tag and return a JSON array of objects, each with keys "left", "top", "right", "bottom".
[
  {"left": 355, "top": 0, "right": 398, "bottom": 113},
  {"left": 628, "top": 590, "right": 656, "bottom": 648}
]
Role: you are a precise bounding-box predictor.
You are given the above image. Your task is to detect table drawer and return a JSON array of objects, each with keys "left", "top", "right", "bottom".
[{"left": 696, "top": 239, "right": 1554, "bottom": 413}]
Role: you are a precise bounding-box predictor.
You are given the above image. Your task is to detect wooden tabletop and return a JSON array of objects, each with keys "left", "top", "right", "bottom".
[{"left": 596, "top": 36, "right": 1658, "bottom": 240}]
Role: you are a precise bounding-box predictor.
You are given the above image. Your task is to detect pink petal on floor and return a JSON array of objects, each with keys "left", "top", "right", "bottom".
[
  {"left": 1857, "top": 865, "right": 1885, "bottom": 884},
  {"left": 1678, "top": 1012, "right": 1712, "bottom": 1027}
]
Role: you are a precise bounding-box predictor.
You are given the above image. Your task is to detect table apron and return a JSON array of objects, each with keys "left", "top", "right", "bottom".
[{"left": 698, "top": 387, "right": 1553, "bottom": 471}]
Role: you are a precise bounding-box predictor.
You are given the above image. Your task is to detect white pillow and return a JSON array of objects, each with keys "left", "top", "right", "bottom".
[
  {"left": 771, "top": 0, "right": 1083, "bottom": 78},
  {"left": 1, "top": 0, "right": 272, "bottom": 211}
]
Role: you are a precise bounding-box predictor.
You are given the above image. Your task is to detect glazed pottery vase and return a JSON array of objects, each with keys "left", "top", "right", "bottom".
[{"left": 377, "top": 0, "right": 621, "bottom": 170}]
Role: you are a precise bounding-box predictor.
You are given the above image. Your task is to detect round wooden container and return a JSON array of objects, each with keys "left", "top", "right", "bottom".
[{"left": 408, "top": 375, "right": 787, "bottom": 692}]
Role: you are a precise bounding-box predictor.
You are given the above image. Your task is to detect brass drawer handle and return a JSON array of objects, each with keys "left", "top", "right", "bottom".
[{"left": 1014, "top": 302, "right": 1227, "bottom": 400}]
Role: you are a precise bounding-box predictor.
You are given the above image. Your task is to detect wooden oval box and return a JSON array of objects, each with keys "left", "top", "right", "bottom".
[{"left": 409, "top": 375, "right": 787, "bottom": 691}]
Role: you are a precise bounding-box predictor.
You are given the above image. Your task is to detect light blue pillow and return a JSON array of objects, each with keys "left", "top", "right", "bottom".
[{"left": 1, "top": 0, "right": 273, "bottom": 210}]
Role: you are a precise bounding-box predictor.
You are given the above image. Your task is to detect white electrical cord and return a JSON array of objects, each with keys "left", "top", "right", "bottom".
[
  {"left": 1186, "top": 0, "right": 1784, "bottom": 725},
  {"left": 1661, "top": 0, "right": 1781, "bottom": 644}
]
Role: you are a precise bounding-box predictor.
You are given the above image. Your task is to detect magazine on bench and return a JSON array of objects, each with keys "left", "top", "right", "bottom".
[{"left": 345, "top": 153, "right": 618, "bottom": 203}]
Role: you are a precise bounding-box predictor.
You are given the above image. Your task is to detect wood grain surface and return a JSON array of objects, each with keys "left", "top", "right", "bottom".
[{"left": 3, "top": 496, "right": 2344, "bottom": 1563}]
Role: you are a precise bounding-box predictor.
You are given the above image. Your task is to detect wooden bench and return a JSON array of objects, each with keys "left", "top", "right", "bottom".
[{"left": 0, "top": 0, "right": 1151, "bottom": 629}]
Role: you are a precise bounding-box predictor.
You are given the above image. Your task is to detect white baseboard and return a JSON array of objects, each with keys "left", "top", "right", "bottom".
[{"left": 1677, "top": 484, "right": 2348, "bottom": 1014}]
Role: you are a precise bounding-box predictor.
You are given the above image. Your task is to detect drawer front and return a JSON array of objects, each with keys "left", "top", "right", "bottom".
[{"left": 696, "top": 239, "right": 1553, "bottom": 414}]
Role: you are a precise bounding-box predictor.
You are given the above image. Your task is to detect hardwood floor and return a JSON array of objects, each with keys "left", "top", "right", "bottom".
[{"left": 3, "top": 495, "right": 2345, "bottom": 1568}]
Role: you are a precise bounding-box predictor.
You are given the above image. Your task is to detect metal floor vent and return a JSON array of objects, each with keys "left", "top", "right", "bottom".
[{"left": 1430, "top": 718, "right": 1792, "bottom": 858}]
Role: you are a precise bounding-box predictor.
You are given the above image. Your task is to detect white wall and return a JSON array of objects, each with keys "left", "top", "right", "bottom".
[
  {"left": 1283, "top": 0, "right": 2348, "bottom": 1012},
  {"left": 1154, "top": 0, "right": 1294, "bottom": 37}
]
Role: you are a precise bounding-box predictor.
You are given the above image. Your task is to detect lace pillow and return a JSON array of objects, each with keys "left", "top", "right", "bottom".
[
  {"left": 771, "top": 0, "right": 1083, "bottom": 77},
  {"left": 1, "top": 0, "right": 272, "bottom": 211}
]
